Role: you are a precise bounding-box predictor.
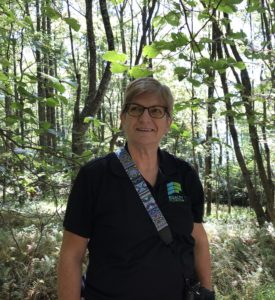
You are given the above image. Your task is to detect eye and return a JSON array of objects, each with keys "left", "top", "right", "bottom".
[
  {"left": 149, "top": 106, "right": 164, "bottom": 117},
  {"left": 128, "top": 104, "right": 143, "bottom": 115}
]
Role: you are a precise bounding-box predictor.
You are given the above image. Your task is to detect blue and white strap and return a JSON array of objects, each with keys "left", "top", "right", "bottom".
[{"left": 115, "top": 147, "right": 173, "bottom": 244}]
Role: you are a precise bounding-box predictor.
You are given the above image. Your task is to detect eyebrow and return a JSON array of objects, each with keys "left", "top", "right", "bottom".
[{"left": 129, "top": 103, "right": 167, "bottom": 108}]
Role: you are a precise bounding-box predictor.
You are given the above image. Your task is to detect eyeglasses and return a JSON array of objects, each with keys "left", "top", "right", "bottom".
[{"left": 125, "top": 103, "right": 169, "bottom": 119}]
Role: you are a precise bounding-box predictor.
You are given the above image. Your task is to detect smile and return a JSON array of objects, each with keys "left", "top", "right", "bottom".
[{"left": 136, "top": 128, "right": 154, "bottom": 132}]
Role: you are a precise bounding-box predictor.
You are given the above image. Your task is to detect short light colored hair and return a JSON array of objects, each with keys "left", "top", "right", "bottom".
[{"left": 122, "top": 77, "right": 174, "bottom": 117}]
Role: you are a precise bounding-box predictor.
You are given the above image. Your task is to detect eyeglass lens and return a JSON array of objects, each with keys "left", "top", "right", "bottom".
[{"left": 127, "top": 104, "right": 167, "bottom": 119}]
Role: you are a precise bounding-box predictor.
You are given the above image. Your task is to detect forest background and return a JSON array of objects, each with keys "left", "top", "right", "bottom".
[{"left": 0, "top": 0, "right": 274, "bottom": 299}]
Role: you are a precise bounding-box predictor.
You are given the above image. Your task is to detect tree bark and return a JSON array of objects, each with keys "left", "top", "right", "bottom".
[
  {"left": 36, "top": 0, "right": 46, "bottom": 148},
  {"left": 213, "top": 20, "right": 266, "bottom": 226},
  {"left": 224, "top": 13, "right": 274, "bottom": 225},
  {"left": 72, "top": 0, "right": 114, "bottom": 156},
  {"left": 134, "top": 0, "right": 158, "bottom": 65},
  {"left": 204, "top": 12, "right": 217, "bottom": 216}
]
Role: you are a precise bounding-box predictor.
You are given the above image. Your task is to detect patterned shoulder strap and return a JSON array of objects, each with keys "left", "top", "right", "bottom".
[{"left": 115, "top": 147, "right": 173, "bottom": 245}]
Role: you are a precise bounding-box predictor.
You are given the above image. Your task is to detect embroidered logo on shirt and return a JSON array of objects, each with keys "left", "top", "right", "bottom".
[{"left": 167, "top": 182, "right": 185, "bottom": 202}]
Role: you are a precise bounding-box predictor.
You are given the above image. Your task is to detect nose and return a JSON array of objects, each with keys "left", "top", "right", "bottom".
[{"left": 138, "top": 108, "right": 151, "bottom": 120}]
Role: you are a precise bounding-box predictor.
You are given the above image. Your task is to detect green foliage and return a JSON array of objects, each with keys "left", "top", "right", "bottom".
[
  {"left": 206, "top": 207, "right": 275, "bottom": 299},
  {"left": 142, "top": 44, "right": 160, "bottom": 59},
  {"left": 43, "top": 6, "right": 62, "bottom": 20},
  {"left": 128, "top": 65, "right": 153, "bottom": 79},
  {"left": 103, "top": 50, "right": 128, "bottom": 63},
  {"left": 110, "top": 0, "right": 124, "bottom": 5},
  {"left": 0, "top": 204, "right": 64, "bottom": 299},
  {"left": 63, "top": 17, "right": 81, "bottom": 32},
  {"left": 0, "top": 204, "right": 274, "bottom": 299}
]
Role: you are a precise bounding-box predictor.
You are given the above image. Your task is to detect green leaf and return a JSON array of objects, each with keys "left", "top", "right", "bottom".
[
  {"left": 24, "top": 108, "right": 36, "bottom": 117},
  {"left": 0, "top": 58, "right": 10, "bottom": 68},
  {"left": 247, "top": 3, "right": 260, "bottom": 13},
  {"left": 110, "top": 62, "right": 129, "bottom": 73},
  {"left": 234, "top": 61, "right": 246, "bottom": 70},
  {"left": 40, "top": 72, "right": 65, "bottom": 93},
  {"left": 186, "top": 0, "right": 197, "bottom": 7},
  {"left": 174, "top": 67, "right": 188, "bottom": 81},
  {"left": 46, "top": 97, "right": 59, "bottom": 107},
  {"left": 11, "top": 102, "right": 23, "bottom": 110},
  {"left": 187, "top": 77, "right": 201, "bottom": 87},
  {"left": 227, "top": 31, "right": 246, "bottom": 40},
  {"left": 220, "top": 109, "right": 237, "bottom": 117},
  {"left": 198, "top": 58, "right": 212, "bottom": 70},
  {"left": 17, "top": 86, "right": 37, "bottom": 99},
  {"left": 110, "top": 0, "right": 124, "bottom": 5},
  {"left": 200, "top": 37, "right": 213, "bottom": 43},
  {"left": 154, "top": 40, "right": 177, "bottom": 52},
  {"left": 103, "top": 51, "right": 128, "bottom": 63},
  {"left": 43, "top": 6, "right": 62, "bottom": 20},
  {"left": 170, "top": 123, "right": 180, "bottom": 131},
  {"left": 93, "top": 118, "right": 106, "bottom": 127},
  {"left": 84, "top": 116, "right": 93, "bottom": 124},
  {"left": 128, "top": 66, "right": 153, "bottom": 79},
  {"left": 179, "top": 53, "right": 188, "bottom": 60},
  {"left": 0, "top": 71, "right": 8, "bottom": 81},
  {"left": 6, "top": 116, "right": 19, "bottom": 125},
  {"left": 64, "top": 17, "right": 81, "bottom": 32},
  {"left": 181, "top": 130, "right": 191, "bottom": 138},
  {"left": 234, "top": 83, "right": 244, "bottom": 91},
  {"left": 152, "top": 16, "right": 165, "bottom": 28},
  {"left": 23, "top": 16, "right": 34, "bottom": 30},
  {"left": 171, "top": 32, "right": 189, "bottom": 47},
  {"left": 217, "top": 5, "right": 236, "bottom": 14},
  {"left": 142, "top": 45, "right": 160, "bottom": 59},
  {"left": 57, "top": 95, "right": 68, "bottom": 105},
  {"left": 164, "top": 11, "right": 181, "bottom": 26},
  {"left": 213, "top": 59, "right": 228, "bottom": 72},
  {"left": 52, "top": 82, "right": 65, "bottom": 93},
  {"left": 198, "top": 10, "right": 211, "bottom": 20},
  {"left": 191, "top": 41, "right": 204, "bottom": 53}
]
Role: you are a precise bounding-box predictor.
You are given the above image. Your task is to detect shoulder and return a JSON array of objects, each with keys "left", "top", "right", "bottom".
[
  {"left": 159, "top": 149, "right": 195, "bottom": 175},
  {"left": 81, "top": 152, "right": 116, "bottom": 174}
]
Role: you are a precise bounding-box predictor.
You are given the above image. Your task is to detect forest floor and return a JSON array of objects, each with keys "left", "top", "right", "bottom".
[{"left": 0, "top": 202, "right": 274, "bottom": 300}]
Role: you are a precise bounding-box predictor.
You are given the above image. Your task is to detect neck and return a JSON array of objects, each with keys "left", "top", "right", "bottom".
[{"left": 127, "top": 143, "right": 158, "bottom": 171}]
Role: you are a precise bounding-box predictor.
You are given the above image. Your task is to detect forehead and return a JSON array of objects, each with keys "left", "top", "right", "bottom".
[{"left": 131, "top": 92, "right": 166, "bottom": 106}]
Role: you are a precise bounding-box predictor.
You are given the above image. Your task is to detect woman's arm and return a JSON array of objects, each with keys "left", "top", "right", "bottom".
[
  {"left": 57, "top": 230, "right": 88, "bottom": 300},
  {"left": 192, "top": 222, "right": 213, "bottom": 290}
]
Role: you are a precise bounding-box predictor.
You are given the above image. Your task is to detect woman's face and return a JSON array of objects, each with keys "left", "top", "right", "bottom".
[{"left": 121, "top": 93, "right": 172, "bottom": 148}]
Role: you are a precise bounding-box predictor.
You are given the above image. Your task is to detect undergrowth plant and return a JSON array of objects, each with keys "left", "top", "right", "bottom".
[
  {"left": 0, "top": 204, "right": 274, "bottom": 299},
  {"left": 205, "top": 207, "right": 275, "bottom": 299}
]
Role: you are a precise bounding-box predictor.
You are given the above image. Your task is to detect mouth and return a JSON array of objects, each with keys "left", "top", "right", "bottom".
[{"left": 136, "top": 128, "right": 154, "bottom": 132}]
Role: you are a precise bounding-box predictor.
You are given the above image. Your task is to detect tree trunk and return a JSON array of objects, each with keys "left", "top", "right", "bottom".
[
  {"left": 212, "top": 21, "right": 267, "bottom": 225},
  {"left": 224, "top": 13, "right": 274, "bottom": 225},
  {"left": 72, "top": 0, "right": 114, "bottom": 156},
  {"left": 204, "top": 14, "right": 217, "bottom": 216},
  {"left": 36, "top": 0, "right": 46, "bottom": 147},
  {"left": 225, "top": 120, "right": 232, "bottom": 214},
  {"left": 134, "top": 0, "right": 158, "bottom": 65}
]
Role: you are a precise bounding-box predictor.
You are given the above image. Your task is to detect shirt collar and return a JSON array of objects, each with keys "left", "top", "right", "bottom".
[{"left": 109, "top": 145, "right": 178, "bottom": 178}]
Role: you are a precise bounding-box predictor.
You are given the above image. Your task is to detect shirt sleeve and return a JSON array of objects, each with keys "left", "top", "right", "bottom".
[
  {"left": 186, "top": 166, "right": 204, "bottom": 223},
  {"left": 63, "top": 166, "right": 94, "bottom": 238}
]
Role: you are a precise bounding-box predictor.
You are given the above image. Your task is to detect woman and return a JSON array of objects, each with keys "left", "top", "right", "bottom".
[{"left": 58, "top": 77, "right": 214, "bottom": 300}]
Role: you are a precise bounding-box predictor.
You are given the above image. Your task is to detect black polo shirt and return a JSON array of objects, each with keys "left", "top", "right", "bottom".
[{"left": 64, "top": 149, "right": 204, "bottom": 300}]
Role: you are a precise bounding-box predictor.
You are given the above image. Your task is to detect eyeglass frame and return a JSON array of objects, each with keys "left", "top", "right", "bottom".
[{"left": 123, "top": 103, "right": 170, "bottom": 119}]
